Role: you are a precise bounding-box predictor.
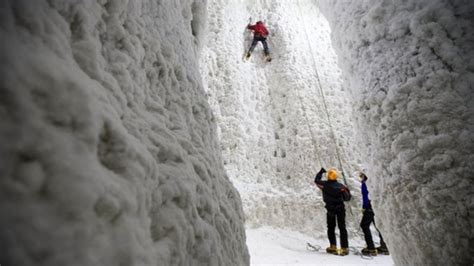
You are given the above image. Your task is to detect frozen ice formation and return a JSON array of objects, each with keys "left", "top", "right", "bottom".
[
  {"left": 1, "top": 0, "right": 472, "bottom": 265},
  {"left": 0, "top": 0, "right": 248, "bottom": 265},
  {"left": 318, "top": 0, "right": 474, "bottom": 265}
]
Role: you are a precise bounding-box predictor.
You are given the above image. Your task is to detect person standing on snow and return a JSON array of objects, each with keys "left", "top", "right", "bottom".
[
  {"left": 245, "top": 21, "right": 271, "bottom": 61},
  {"left": 314, "top": 167, "right": 351, "bottom": 256},
  {"left": 358, "top": 172, "right": 390, "bottom": 256}
]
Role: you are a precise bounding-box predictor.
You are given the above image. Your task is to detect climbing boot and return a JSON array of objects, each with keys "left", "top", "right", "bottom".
[
  {"left": 338, "top": 247, "right": 349, "bottom": 256},
  {"left": 377, "top": 246, "right": 390, "bottom": 255},
  {"left": 326, "top": 245, "right": 337, "bottom": 254},
  {"left": 361, "top": 247, "right": 378, "bottom": 256},
  {"left": 264, "top": 54, "right": 272, "bottom": 62}
]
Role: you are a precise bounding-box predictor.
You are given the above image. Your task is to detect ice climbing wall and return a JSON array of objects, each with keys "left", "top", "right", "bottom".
[
  {"left": 201, "top": 0, "right": 362, "bottom": 236},
  {"left": 0, "top": 0, "right": 249, "bottom": 265},
  {"left": 318, "top": 0, "right": 474, "bottom": 265}
]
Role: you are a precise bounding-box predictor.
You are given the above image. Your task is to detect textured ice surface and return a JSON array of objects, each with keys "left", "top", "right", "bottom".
[
  {"left": 2, "top": 0, "right": 472, "bottom": 265},
  {"left": 201, "top": 0, "right": 362, "bottom": 236},
  {"left": 318, "top": 0, "right": 474, "bottom": 265},
  {"left": 0, "top": 0, "right": 248, "bottom": 265}
]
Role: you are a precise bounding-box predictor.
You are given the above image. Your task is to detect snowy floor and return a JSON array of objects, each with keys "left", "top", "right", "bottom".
[{"left": 246, "top": 227, "right": 394, "bottom": 266}]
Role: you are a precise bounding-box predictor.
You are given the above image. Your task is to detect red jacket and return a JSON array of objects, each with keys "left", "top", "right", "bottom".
[{"left": 247, "top": 22, "right": 269, "bottom": 37}]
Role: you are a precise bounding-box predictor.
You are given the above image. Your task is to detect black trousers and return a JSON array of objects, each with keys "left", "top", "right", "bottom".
[
  {"left": 326, "top": 205, "right": 348, "bottom": 248},
  {"left": 360, "top": 209, "right": 387, "bottom": 249},
  {"left": 248, "top": 36, "right": 269, "bottom": 55}
]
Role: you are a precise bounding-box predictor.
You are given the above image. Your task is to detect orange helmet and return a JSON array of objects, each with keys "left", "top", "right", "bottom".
[{"left": 327, "top": 168, "right": 339, "bottom": 181}]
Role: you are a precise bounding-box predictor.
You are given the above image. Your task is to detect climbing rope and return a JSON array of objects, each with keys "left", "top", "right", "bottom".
[
  {"left": 297, "top": 3, "right": 347, "bottom": 181},
  {"left": 307, "top": 242, "right": 375, "bottom": 260},
  {"left": 348, "top": 246, "right": 376, "bottom": 260},
  {"left": 306, "top": 242, "right": 321, "bottom": 251},
  {"left": 295, "top": 84, "right": 325, "bottom": 168},
  {"left": 296, "top": 2, "right": 354, "bottom": 215}
]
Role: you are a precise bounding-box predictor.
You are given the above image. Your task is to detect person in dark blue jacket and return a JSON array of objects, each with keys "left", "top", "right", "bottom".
[
  {"left": 315, "top": 167, "right": 351, "bottom": 256},
  {"left": 359, "top": 172, "right": 389, "bottom": 256}
]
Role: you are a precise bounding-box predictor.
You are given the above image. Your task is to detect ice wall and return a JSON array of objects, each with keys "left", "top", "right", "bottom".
[
  {"left": 318, "top": 0, "right": 474, "bottom": 265},
  {"left": 0, "top": 0, "right": 249, "bottom": 265},
  {"left": 201, "top": 0, "right": 362, "bottom": 236}
]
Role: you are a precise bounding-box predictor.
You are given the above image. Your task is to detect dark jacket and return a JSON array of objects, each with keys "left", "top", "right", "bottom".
[
  {"left": 361, "top": 182, "right": 372, "bottom": 210},
  {"left": 315, "top": 169, "right": 351, "bottom": 209}
]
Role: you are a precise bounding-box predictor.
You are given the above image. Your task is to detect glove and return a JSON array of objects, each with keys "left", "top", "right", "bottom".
[{"left": 316, "top": 168, "right": 326, "bottom": 176}]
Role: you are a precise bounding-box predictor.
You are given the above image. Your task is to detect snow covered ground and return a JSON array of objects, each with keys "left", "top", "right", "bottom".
[{"left": 247, "top": 227, "right": 393, "bottom": 266}]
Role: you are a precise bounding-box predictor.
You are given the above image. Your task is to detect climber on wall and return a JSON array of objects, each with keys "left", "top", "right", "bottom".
[
  {"left": 245, "top": 20, "right": 271, "bottom": 62},
  {"left": 358, "top": 172, "right": 390, "bottom": 256},
  {"left": 314, "top": 167, "right": 351, "bottom": 256}
]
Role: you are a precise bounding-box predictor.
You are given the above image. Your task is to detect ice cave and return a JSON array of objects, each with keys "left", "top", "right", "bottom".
[{"left": 0, "top": 0, "right": 472, "bottom": 265}]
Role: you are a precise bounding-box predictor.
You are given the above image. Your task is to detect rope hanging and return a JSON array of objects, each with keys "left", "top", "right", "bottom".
[
  {"left": 296, "top": 2, "right": 355, "bottom": 216},
  {"left": 296, "top": 2, "right": 348, "bottom": 185},
  {"left": 295, "top": 86, "right": 325, "bottom": 168}
]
